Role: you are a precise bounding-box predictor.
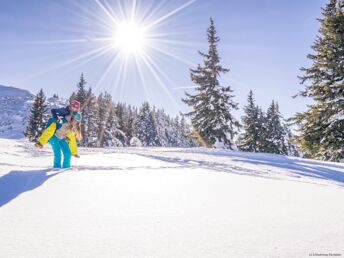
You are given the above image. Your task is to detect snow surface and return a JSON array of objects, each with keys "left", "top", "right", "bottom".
[{"left": 0, "top": 139, "right": 344, "bottom": 258}]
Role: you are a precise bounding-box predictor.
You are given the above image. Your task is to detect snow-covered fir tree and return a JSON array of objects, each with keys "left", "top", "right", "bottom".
[
  {"left": 72, "top": 73, "right": 88, "bottom": 144},
  {"left": 292, "top": 0, "right": 344, "bottom": 161},
  {"left": 103, "top": 102, "right": 126, "bottom": 147},
  {"left": 25, "top": 89, "right": 49, "bottom": 141},
  {"left": 154, "top": 108, "right": 170, "bottom": 146},
  {"left": 283, "top": 124, "right": 299, "bottom": 157},
  {"left": 182, "top": 18, "right": 239, "bottom": 149},
  {"left": 264, "top": 101, "right": 287, "bottom": 155},
  {"left": 256, "top": 106, "right": 268, "bottom": 152},
  {"left": 168, "top": 116, "right": 180, "bottom": 147},
  {"left": 136, "top": 102, "right": 160, "bottom": 146},
  {"left": 238, "top": 90, "right": 260, "bottom": 152},
  {"left": 74, "top": 73, "right": 88, "bottom": 106},
  {"left": 96, "top": 92, "right": 112, "bottom": 147},
  {"left": 82, "top": 88, "right": 98, "bottom": 147},
  {"left": 115, "top": 103, "right": 127, "bottom": 135},
  {"left": 149, "top": 106, "right": 161, "bottom": 146},
  {"left": 126, "top": 105, "right": 137, "bottom": 145}
]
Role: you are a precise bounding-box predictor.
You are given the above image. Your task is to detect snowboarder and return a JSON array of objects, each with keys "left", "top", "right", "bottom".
[{"left": 34, "top": 100, "right": 82, "bottom": 169}]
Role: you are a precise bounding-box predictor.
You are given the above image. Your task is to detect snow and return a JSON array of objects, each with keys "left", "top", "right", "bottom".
[
  {"left": 0, "top": 85, "right": 33, "bottom": 139},
  {"left": 0, "top": 85, "right": 67, "bottom": 139},
  {"left": 1, "top": 138, "right": 344, "bottom": 258}
]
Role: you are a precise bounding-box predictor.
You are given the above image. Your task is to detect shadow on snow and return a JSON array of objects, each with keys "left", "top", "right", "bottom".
[{"left": 0, "top": 169, "right": 61, "bottom": 207}]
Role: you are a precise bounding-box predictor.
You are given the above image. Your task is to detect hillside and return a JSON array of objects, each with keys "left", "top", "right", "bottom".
[{"left": 0, "top": 85, "right": 67, "bottom": 139}]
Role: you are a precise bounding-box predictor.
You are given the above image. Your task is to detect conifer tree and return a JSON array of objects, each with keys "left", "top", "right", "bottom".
[
  {"left": 256, "top": 106, "right": 268, "bottom": 152},
  {"left": 83, "top": 88, "right": 98, "bottom": 147},
  {"left": 182, "top": 18, "right": 239, "bottom": 149},
  {"left": 73, "top": 73, "right": 88, "bottom": 143},
  {"left": 265, "top": 101, "right": 287, "bottom": 155},
  {"left": 103, "top": 102, "right": 126, "bottom": 147},
  {"left": 136, "top": 102, "right": 159, "bottom": 146},
  {"left": 126, "top": 106, "right": 137, "bottom": 145},
  {"left": 75, "top": 73, "right": 87, "bottom": 106},
  {"left": 292, "top": 0, "right": 344, "bottom": 161},
  {"left": 238, "top": 90, "right": 260, "bottom": 152},
  {"left": 25, "top": 89, "right": 49, "bottom": 141},
  {"left": 96, "top": 92, "right": 112, "bottom": 147}
]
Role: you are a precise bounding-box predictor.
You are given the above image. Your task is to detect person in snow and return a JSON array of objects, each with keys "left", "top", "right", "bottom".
[{"left": 35, "top": 100, "right": 82, "bottom": 169}]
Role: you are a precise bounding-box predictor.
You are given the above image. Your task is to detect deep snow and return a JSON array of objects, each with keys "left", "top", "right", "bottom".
[{"left": 0, "top": 138, "right": 343, "bottom": 258}]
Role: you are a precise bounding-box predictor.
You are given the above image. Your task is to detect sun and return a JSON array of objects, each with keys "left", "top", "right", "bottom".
[{"left": 112, "top": 21, "right": 147, "bottom": 55}]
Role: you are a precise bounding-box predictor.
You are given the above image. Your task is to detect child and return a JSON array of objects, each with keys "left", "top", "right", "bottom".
[{"left": 35, "top": 100, "right": 82, "bottom": 169}]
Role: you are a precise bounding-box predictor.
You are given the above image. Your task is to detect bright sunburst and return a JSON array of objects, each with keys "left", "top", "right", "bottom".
[
  {"left": 112, "top": 21, "right": 147, "bottom": 54},
  {"left": 19, "top": 0, "right": 198, "bottom": 108}
]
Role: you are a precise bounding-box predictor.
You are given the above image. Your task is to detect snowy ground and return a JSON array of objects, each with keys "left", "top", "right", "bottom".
[{"left": 0, "top": 139, "right": 343, "bottom": 258}]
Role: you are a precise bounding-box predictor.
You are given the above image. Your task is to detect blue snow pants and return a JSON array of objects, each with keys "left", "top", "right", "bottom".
[{"left": 50, "top": 135, "right": 71, "bottom": 168}]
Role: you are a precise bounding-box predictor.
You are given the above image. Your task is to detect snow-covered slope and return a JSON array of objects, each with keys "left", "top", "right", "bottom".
[
  {"left": 0, "top": 85, "right": 67, "bottom": 139},
  {"left": 0, "top": 139, "right": 343, "bottom": 258},
  {"left": 0, "top": 85, "right": 33, "bottom": 139}
]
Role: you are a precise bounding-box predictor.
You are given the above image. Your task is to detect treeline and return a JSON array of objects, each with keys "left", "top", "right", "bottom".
[
  {"left": 25, "top": 74, "right": 197, "bottom": 148},
  {"left": 72, "top": 74, "right": 196, "bottom": 147}
]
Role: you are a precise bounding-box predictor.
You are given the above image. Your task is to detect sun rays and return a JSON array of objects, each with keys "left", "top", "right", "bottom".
[{"left": 16, "top": 0, "right": 198, "bottom": 109}]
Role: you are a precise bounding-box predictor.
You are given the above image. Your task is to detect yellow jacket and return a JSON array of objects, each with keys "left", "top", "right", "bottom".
[{"left": 37, "top": 122, "right": 78, "bottom": 155}]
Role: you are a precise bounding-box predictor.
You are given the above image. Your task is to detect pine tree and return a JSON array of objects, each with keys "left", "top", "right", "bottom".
[
  {"left": 256, "top": 106, "right": 268, "bottom": 152},
  {"left": 149, "top": 107, "right": 161, "bottom": 146},
  {"left": 25, "top": 89, "right": 49, "bottom": 141},
  {"left": 238, "top": 90, "right": 260, "bottom": 152},
  {"left": 182, "top": 18, "right": 239, "bottom": 149},
  {"left": 72, "top": 73, "right": 88, "bottom": 144},
  {"left": 169, "top": 116, "right": 180, "bottom": 147},
  {"left": 116, "top": 103, "right": 127, "bottom": 136},
  {"left": 83, "top": 88, "right": 98, "bottom": 147},
  {"left": 103, "top": 102, "right": 126, "bottom": 147},
  {"left": 283, "top": 124, "right": 299, "bottom": 157},
  {"left": 126, "top": 105, "right": 137, "bottom": 145},
  {"left": 96, "top": 92, "right": 112, "bottom": 147},
  {"left": 292, "top": 0, "right": 344, "bottom": 161},
  {"left": 75, "top": 74, "right": 87, "bottom": 105},
  {"left": 265, "top": 101, "right": 287, "bottom": 155},
  {"left": 136, "top": 102, "right": 159, "bottom": 146}
]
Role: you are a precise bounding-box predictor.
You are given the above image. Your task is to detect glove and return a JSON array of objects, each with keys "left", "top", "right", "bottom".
[{"left": 34, "top": 142, "right": 43, "bottom": 149}]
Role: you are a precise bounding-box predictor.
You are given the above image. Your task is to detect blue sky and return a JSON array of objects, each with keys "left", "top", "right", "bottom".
[{"left": 0, "top": 0, "right": 327, "bottom": 118}]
